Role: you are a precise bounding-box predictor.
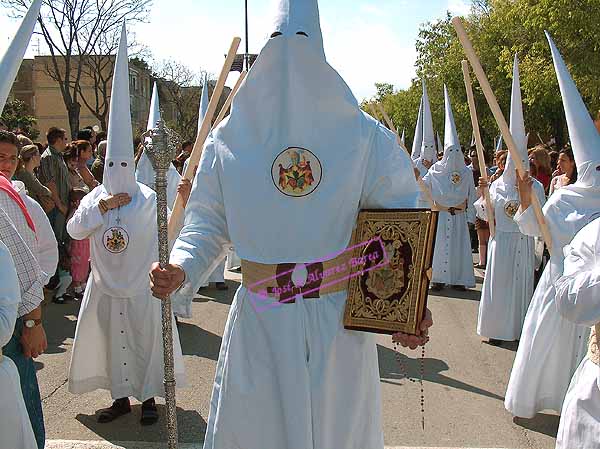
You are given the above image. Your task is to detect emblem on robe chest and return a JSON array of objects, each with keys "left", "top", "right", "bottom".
[
  {"left": 271, "top": 147, "right": 322, "bottom": 197},
  {"left": 504, "top": 200, "right": 520, "bottom": 218},
  {"left": 103, "top": 227, "right": 129, "bottom": 253},
  {"left": 450, "top": 171, "right": 462, "bottom": 185}
]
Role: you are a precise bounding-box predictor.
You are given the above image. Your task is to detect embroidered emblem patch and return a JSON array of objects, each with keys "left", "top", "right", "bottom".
[
  {"left": 103, "top": 227, "right": 129, "bottom": 253},
  {"left": 271, "top": 147, "right": 322, "bottom": 197},
  {"left": 504, "top": 200, "right": 520, "bottom": 219},
  {"left": 450, "top": 171, "right": 462, "bottom": 186}
]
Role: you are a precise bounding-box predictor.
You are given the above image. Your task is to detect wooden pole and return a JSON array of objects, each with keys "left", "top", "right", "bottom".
[
  {"left": 452, "top": 17, "right": 553, "bottom": 253},
  {"left": 168, "top": 37, "right": 241, "bottom": 239},
  {"left": 376, "top": 103, "right": 435, "bottom": 208},
  {"left": 461, "top": 60, "right": 496, "bottom": 237},
  {"left": 212, "top": 70, "right": 247, "bottom": 129}
]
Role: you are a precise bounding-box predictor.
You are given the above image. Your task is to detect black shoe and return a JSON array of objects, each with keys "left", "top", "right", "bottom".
[
  {"left": 430, "top": 283, "right": 444, "bottom": 292},
  {"left": 140, "top": 398, "right": 159, "bottom": 425},
  {"left": 53, "top": 293, "right": 74, "bottom": 304},
  {"left": 98, "top": 398, "right": 131, "bottom": 423},
  {"left": 488, "top": 338, "right": 503, "bottom": 346},
  {"left": 215, "top": 282, "right": 229, "bottom": 291},
  {"left": 452, "top": 285, "right": 467, "bottom": 291},
  {"left": 45, "top": 274, "right": 60, "bottom": 291}
]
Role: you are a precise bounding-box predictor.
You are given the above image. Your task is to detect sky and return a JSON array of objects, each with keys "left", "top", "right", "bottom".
[{"left": 0, "top": 0, "right": 471, "bottom": 101}]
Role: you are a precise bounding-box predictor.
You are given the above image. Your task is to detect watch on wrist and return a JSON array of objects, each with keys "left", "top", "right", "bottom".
[{"left": 24, "top": 319, "right": 42, "bottom": 328}]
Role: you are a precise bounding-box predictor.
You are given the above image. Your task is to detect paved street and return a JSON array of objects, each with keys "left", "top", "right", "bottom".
[{"left": 39, "top": 268, "right": 559, "bottom": 449}]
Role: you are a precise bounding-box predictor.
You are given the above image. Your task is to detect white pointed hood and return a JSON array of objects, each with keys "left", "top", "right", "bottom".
[
  {"left": 502, "top": 54, "right": 529, "bottom": 186},
  {"left": 147, "top": 82, "right": 161, "bottom": 130},
  {"left": 420, "top": 80, "right": 436, "bottom": 163},
  {"left": 135, "top": 82, "right": 161, "bottom": 187},
  {"left": 272, "top": 0, "right": 324, "bottom": 57},
  {"left": 436, "top": 132, "right": 443, "bottom": 156},
  {"left": 135, "top": 80, "right": 182, "bottom": 207},
  {"left": 104, "top": 24, "right": 138, "bottom": 197},
  {"left": 426, "top": 86, "right": 471, "bottom": 206},
  {"left": 0, "top": 0, "right": 42, "bottom": 113},
  {"left": 411, "top": 97, "right": 423, "bottom": 161},
  {"left": 208, "top": 0, "right": 383, "bottom": 263},
  {"left": 547, "top": 32, "right": 600, "bottom": 188},
  {"left": 198, "top": 73, "right": 209, "bottom": 131},
  {"left": 495, "top": 134, "right": 503, "bottom": 153},
  {"left": 440, "top": 85, "right": 465, "bottom": 172}
]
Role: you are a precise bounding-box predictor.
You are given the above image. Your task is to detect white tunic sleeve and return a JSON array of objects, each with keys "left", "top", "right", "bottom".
[
  {"left": 514, "top": 204, "right": 542, "bottom": 237},
  {"left": 0, "top": 242, "right": 20, "bottom": 348},
  {"left": 465, "top": 180, "right": 477, "bottom": 224},
  {"left": 555, "top": 220, "right": 600, "bottom": 326},
  {"left": 23, "top": 194, "right": 58, "bottom": 284},
  {"left": 66, "top": 189, "right": 105, "bottom": 241},
  {"left": 360, "top": 127, "right": 419, "bottom": 209},
  {"left": 170, "top": 141, "right": 230, "bottom": 302}
]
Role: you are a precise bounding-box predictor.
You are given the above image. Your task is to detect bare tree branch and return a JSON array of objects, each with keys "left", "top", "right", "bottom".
[{"left": 1, "top": 0, "right": 151, "bottom": 137}]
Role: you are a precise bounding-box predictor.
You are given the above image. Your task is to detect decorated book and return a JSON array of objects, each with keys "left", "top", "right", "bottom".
[{"left": 343, "top": 209, "right": 438, "bottom": 335}]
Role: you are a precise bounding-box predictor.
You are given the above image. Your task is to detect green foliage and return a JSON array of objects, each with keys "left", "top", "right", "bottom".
[
  {"left": 1, "top": 99, "right": 39, "bottom": 140},
  {"left": 372, "top": 0, "right": 600, "bottom": 154}
]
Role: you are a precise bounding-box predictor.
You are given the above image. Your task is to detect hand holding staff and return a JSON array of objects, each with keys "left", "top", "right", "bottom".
[
  {"left": 168, "top": 37, "right": 241, "bottom": 240},
  {"left": 461, "top": 60, "right": 496, "bottom": 237},
  {"left": 452, "top": 17, "right": 553, "bottom": 254}
]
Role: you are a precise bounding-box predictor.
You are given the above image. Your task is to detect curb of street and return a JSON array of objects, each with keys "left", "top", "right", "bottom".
[{"left": 46, "top": 442, "right": 513, "bottom": 449}]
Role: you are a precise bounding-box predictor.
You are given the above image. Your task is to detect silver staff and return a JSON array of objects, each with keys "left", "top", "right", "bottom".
[{"left": 144, "top": 119, "right": 179, "bottom": 449}]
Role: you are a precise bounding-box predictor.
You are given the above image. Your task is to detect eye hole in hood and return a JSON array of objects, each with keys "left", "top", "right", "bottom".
[
  {"left": 270, "top": 32, "right": 282, "bottom": 38},
  {"left": 296, "top": 31, "right": 308, "bottom": 37}
]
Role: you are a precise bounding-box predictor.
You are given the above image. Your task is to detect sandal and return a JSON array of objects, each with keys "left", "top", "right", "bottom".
[
  {"left": 140, "top": 398, "right": 159, "bottom": 425},
  {"left": 98, "top": 398, "right": 131, "bottom": 423}
]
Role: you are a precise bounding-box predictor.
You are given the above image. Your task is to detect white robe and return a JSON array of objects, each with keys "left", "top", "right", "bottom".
[
  {"left": 504, "top": 186, "right": 600, "bottom": 417},
  {"left": 423, "top": 167, "right": 476, "bottom": 287},
  {"left": 13, "top": 180, "right": 58, "bottom": 284},
  {"left": 67, "top": 183, "right": 186, "bottom": 401},
  {"left": 554, "top": 218, "right": 600, "bottom": 449},
  {"left": 0, "top": 242, "right": 37, "bottom": 449},
  {"left": 476, "top": 178, "right": 546, "bottom": 340},
  {"left": 170, "top": 118, "right": 419, "bottom": 449}
]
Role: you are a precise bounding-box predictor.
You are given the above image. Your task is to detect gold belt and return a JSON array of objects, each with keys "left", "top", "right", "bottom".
[
  {"left": 241, "top": 250, "right": 352, "bottom": 304},
  {"left": 432, "top": 200, "right": 468, "bottom": 215},
  {"left": 589, "top": 325, "right": 600, "bottom": 367}
]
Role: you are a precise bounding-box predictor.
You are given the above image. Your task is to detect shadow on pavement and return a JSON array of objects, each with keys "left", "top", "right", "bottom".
[
  {"left": 432, "top": 286, "right": 482, "bottom": 302},
  {"left": 482, "top": 339, "right": 519, "bottom": 352},
  {"left": 76, "top": 405, "right": 205, "bottom": 443},
  {"left": 176, "top": 321, "right": 222, "bottom": 360},
  {"left": 377, "top": 344, "right": 504, "bottom": 401},
  {"left": 513, "top": 413, "right": 560, "bottom": 438},
  {"left": 42, "top": 299, "right": 80, "bottom": 355},
  {"left": 193, "top": 279, "right": 240, "bottom": 306}
]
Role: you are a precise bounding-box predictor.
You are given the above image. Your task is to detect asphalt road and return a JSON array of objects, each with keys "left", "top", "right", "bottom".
[{"left": 38, "top": 268, "right": 559, "bottom": 449}]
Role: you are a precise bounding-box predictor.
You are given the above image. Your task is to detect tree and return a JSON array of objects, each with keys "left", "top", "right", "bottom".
[
  {"left": 153, "top": 60, "right": 206, "bottom": 142},
  {"left": 1, "top": 0, "right": 151, "bottom": 137},
  {"left": 375, "top": 0, "right": 600, "bottom": 153},
  {"left": 1, "top": 99, "right": 39, "bottom": 139}
]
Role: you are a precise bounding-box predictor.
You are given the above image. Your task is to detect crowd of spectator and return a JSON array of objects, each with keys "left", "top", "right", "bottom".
[{"left": 0, "top": 124, "right": 196, "bottom": 304}]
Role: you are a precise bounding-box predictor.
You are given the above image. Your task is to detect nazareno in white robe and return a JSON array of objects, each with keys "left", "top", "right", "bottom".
[
  {"left": 0, "top": 241, "right": 37, "bottom": 449},
  {"left": 554, "top": 217, "right": 600, "bottom": 449},
  {"left": 504, "top": 186, "right": 600, "bottom": 417},
  {"left": 475, "top": 177, "right": 546, "bottom": 341},
  {"left": 423, "top": 166, "right": 477, "bottom": 288},
  {"left": 170, "top": 122, "right": 419, "bottom": 449},
  {"left": 67, "top": 183, "right": 186, "bottom": 402}
]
